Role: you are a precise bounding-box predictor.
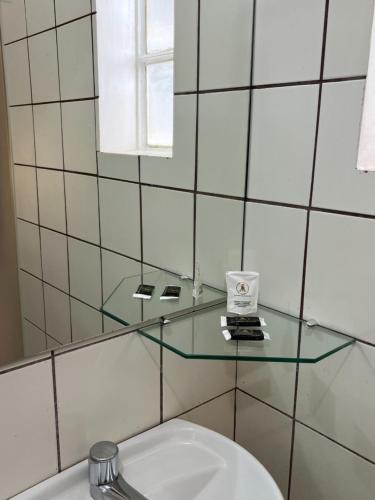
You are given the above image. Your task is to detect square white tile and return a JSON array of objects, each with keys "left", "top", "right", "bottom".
[
  {"left": 57, "top": 17, "right": 94, "bottom": 99},
  {"left": 9, "top": 106, "right": 35, "bottom": 165},
  {"left": 97, "top": 153, "right": 139, "bottom": 182},
  {"left": 174, "top": 0, "right": 198, "bottom": 92},
  {"left": 0, "top": 361, "right": 57, "bottom": 499},
  {"left": 3, "top": 41, "right": 31, "bottom": 105},
  {"left": 25, "top": 0, "right": 55, "bottom": 35},
  {"left": 16, "top": 219, "right": 41, "bottom": 277},
  {"left": 13, "top": 165, "right": 38, "bottom": 223},
  {"left": 163, "top": 314, "right": 236, "bottom": 419},
  {"left": 41, "top": 228, "right": 69, "bottom": 292},
  {"left": 68, "top": 238, "right": 101, "bottom": 308},
  {"left": 22, "top": 320, "right": 46, "bottom": 357},
  {"left": 18, "top": 270, "right": 45, "bottom": 330},
  {"left": 44, "top": 284, "right": 71, "bottom": 345},
  {"left": 236, "top": 391, "right": 293, "bottom": 498},
  {"left": 71, "top": 298, "right": 102, "bottom": 342},
  {"left": 142, "top": 186, "right": 194, "bottom": 276},
  {"left": 313, "top": 81, "right": 375, "bottom": 215},
  {"left": 244, "top": 202, "right": 307, "bottom": 316},
  {"left": 253, "top": 0, "right": 325, "bottom": 84},
  {"left": 195, "top": 195, "right": 243, "bottom": 289},
  {"left": 297, "top": 342, "right": 375, "bottom": 463},
  {"left": 181, "top": 391, "right": 235, "bottom": 440},
  {"left": 324, "top": 0, "right": 374, "bottom": 79},
  {"left": 248, "top": 85, "right": 319, "bottom": 204},
  {"left": 0, "top": 0, "right": 26, "bottom": 44},
  {"left": 37, "top": 169, "right": 66, "bottom": 232},
  {"left": 198, "top": 91, "right": 249, "bottom": 197},
  {"left": 200, "top": 0, "right": 253, "bottom": 89},
  {"left": 99, "top": 179, "right": 140, "bottom": 258},
  {"left": 101, "top": 249, "right": 141, "bottom": 301},
  {"left": 304, "top": 212, "right": 375, "bottom": 343},
  {"left": 237, "top": 305, "right": 298, "bottom": 415},
  {"left": 34, "top": 103, "right": 63, "bottom": 169},
  {"left": 55, "top": 333, "right": 160, "bottom": 467},
  {"left": 55, "top": 0, "right": 91, "bottom": 24},
  {"left": 65, "top": 173, "right": 99, "bottom": 244},
  {"left": 28, "top": 30, "right": 60, "bottom": 103},
  {"left": 61, "top": 100, "right": 96, "bottom": 174},
  {"left": 290, "top": 423, "right": 375, "bottom": 500},
  {"left": 140, "top": 95, "right": 196, "bottom": 190}
]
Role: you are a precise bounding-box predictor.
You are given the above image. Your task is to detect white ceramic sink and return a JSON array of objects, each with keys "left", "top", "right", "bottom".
[{"left": 13, "top": 419, "right": 283, "bottom": 500}]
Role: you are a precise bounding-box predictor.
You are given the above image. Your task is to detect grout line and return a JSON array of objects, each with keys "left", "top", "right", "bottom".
[
  {"left": 4, "top": 12, "right": 97, "bottom": 46},
  {"left": 237, "top": 387, "right": 293, "bottom": 420},
  {"left": 51, "top": 352, "right": 62, "bottom": 472},
  {"left": 0, "top": 355, "right": 51, "bottom": 376},
  {"left": 287, "top": 2, "right": 331, "bottom": 497},
  {"left": 173, "top": 75, "right": 366, "bottom": 95},
  {"left": 9, "top": 96, "right": 99, "bottom": 108},
  {"left": 173, "top": 388, "right": 236, "bottom": 421}
]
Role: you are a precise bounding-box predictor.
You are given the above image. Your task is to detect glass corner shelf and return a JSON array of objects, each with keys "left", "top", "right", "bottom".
[
  {"left": 101, "top": 270, "right": 355, "bottom": 363},
  {"left": 137, "top": 304, "right": 355, "bottom": 364},
  {"left": 101, "top": 269, "right": 226, "bottom": 327}
]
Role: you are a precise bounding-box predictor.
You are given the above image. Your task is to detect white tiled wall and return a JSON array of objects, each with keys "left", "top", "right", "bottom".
[{"left": 1, "top": 0, "right": 375, "bottom": 498}]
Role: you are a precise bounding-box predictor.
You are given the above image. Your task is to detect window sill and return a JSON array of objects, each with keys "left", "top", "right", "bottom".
[{"left": 122, "top": 148, "right": 173, "bottom": 159}]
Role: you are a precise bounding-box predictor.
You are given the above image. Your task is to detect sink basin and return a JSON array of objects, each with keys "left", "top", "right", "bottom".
[{"left": 13, "top": 419, "right": 283, "bottom": 500}]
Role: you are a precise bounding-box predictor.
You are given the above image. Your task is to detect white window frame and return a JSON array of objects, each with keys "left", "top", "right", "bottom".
[{"left": 136, "top": 0, "right": 174, "bottom": 154}]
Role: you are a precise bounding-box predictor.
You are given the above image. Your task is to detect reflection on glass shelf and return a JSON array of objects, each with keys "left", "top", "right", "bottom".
[
  {"left": 101, "top": 269, "right": 226, "bottom": 327},
  {"left": 138, "top": 305, "right": 355, "bottom": 363}
]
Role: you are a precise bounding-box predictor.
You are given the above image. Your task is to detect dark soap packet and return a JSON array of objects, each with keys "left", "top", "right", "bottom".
[
  {"left": 221, "top": 315, "right": 266, "bottom": 329},
  {"left": 160, "top": 285, "right": 181, "bottom": 300},
  {"left": 133, "top": 284, "right": 155, "bottom": 299},
  {"left": 230, "top": 328, "right": 265, "bottom": 341}
]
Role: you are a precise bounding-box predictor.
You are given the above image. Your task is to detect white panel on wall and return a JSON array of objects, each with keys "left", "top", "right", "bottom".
[
  {"left": 198, "top": 90, "right": 249, "bottom": 197},
  {"left": 290, "top": 423, "right": 375, "bottom": 500},
  {"left": 44, "top": 284, "right": 71, "bottom": 345},
  {"left": 65, "top": 173, "right": 100, "bottom": 244},
  {"left": 236, "top": 391, "right": 293, "bottom": 498},
  {"left": 244, "top": 202, "right": 307, "bottom": 316},
  {"left": 25, "top": 0, "right": 55, "bottom": 35},
  {"left": 18, "top": 270, "right": 45, "bottom": 331},
  {"left": 13, "top": 166, "right": 38, "bottom": 224},
  {"left": 71, "top": 298, "right": 102, "bottom": 342},
  {"left": 3, "top": 41, "right": 31, "bottom": 105},
  {"left": 34, "top": 104, "right": 63, "bottom": 169},
  {"left": 0, "top": 0, "right": 27, "bottom": 44},
  {"left": 253, "top": 0, "right": 325, "bottom": 84},
  {"left": 304, "top": 211, "right": 375, "bottom": 343},
  {"left": 248, "top": 84, "right": 319, "bottom": 205},
  {"left": 174, "top": 0, "right": 198, "bottom": 92},
  {"left": 41, "top": 228, "right": 69, "bottom": 292},
  {"left": 37, "top": 169, "right": 66, "bottom": 232},
  {"left": 55, "top": 0, "right": 91, "bottom": 24},
  {"left": 99, "top": 178, "right": 141, "bottom": 259},
  {"left": 9, "top": 107, "right": 35, "bottom": 165},
  {"left": 57, "top": 17, "right": 94, "bottom": 99},
  {"left": 297, "top": 342, "right": 375, "bottom": 463},
  {"left": 68, "top": 238, "right": 101, "bottom": 308},
  {"left": 61, "top": 100, "right": 97, "bottom": 174},
  {"left": 0, "top": 361, "right": 57, "bottom": 499},
  {"left": 324, "top": 0, "right": 374, "bottom": 79},
  {"left": 142, "top": 186, "right": 194, "bottom": 276},
  {"left": 101, "top": 249, "right": 140, "bottom": 301},
  {"left": 97, "top": 152, "right": 139, "bottom": 182},
  {"left": 200, "top": 0, "right": 253, "bottom": 89},
  {"left": 16, "top": 219, "right": 42, "bottom": 277},
  {"left": 28, "top": 30, "right": 60, "bottom": 103},
  {"left": 55, "top": 333, "right": 160, "bottom": 468},
  {"left": 313, "top": 81, "right": 375, "bottom": 214},
  {"left": 195, "top": 195, "right": 243, "bottom": 290},
  {"left": 22, "top": 320, "right": 46, "bottom": 357}
]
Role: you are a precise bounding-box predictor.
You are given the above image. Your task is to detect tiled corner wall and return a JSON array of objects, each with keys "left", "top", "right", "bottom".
[{"left": 1, "top": 0, "right": 375, "bottom": 499}]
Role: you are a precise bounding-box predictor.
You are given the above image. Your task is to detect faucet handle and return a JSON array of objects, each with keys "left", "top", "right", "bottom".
[{"left": 89, "top": 441, "right": 119, "bottom": 486}]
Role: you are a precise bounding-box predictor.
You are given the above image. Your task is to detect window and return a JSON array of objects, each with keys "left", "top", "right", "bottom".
[
  {"left": 96, "top": 0, "right": 174, "bottom": 157},
  {"left": 358, "top": 7, "right": 375, "bottom": 171}
]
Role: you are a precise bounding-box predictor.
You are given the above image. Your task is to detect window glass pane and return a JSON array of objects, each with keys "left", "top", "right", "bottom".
[
  {"left": 146, "top": 0, "right": 174, "bottom": 53},
  {"left": 146, "top": 61, "right": 173, "bottom": 147}
]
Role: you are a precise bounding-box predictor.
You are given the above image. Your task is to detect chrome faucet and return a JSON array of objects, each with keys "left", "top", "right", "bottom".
[{"left": 89, "top": 441, "right": 148, "bottom": 500}]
